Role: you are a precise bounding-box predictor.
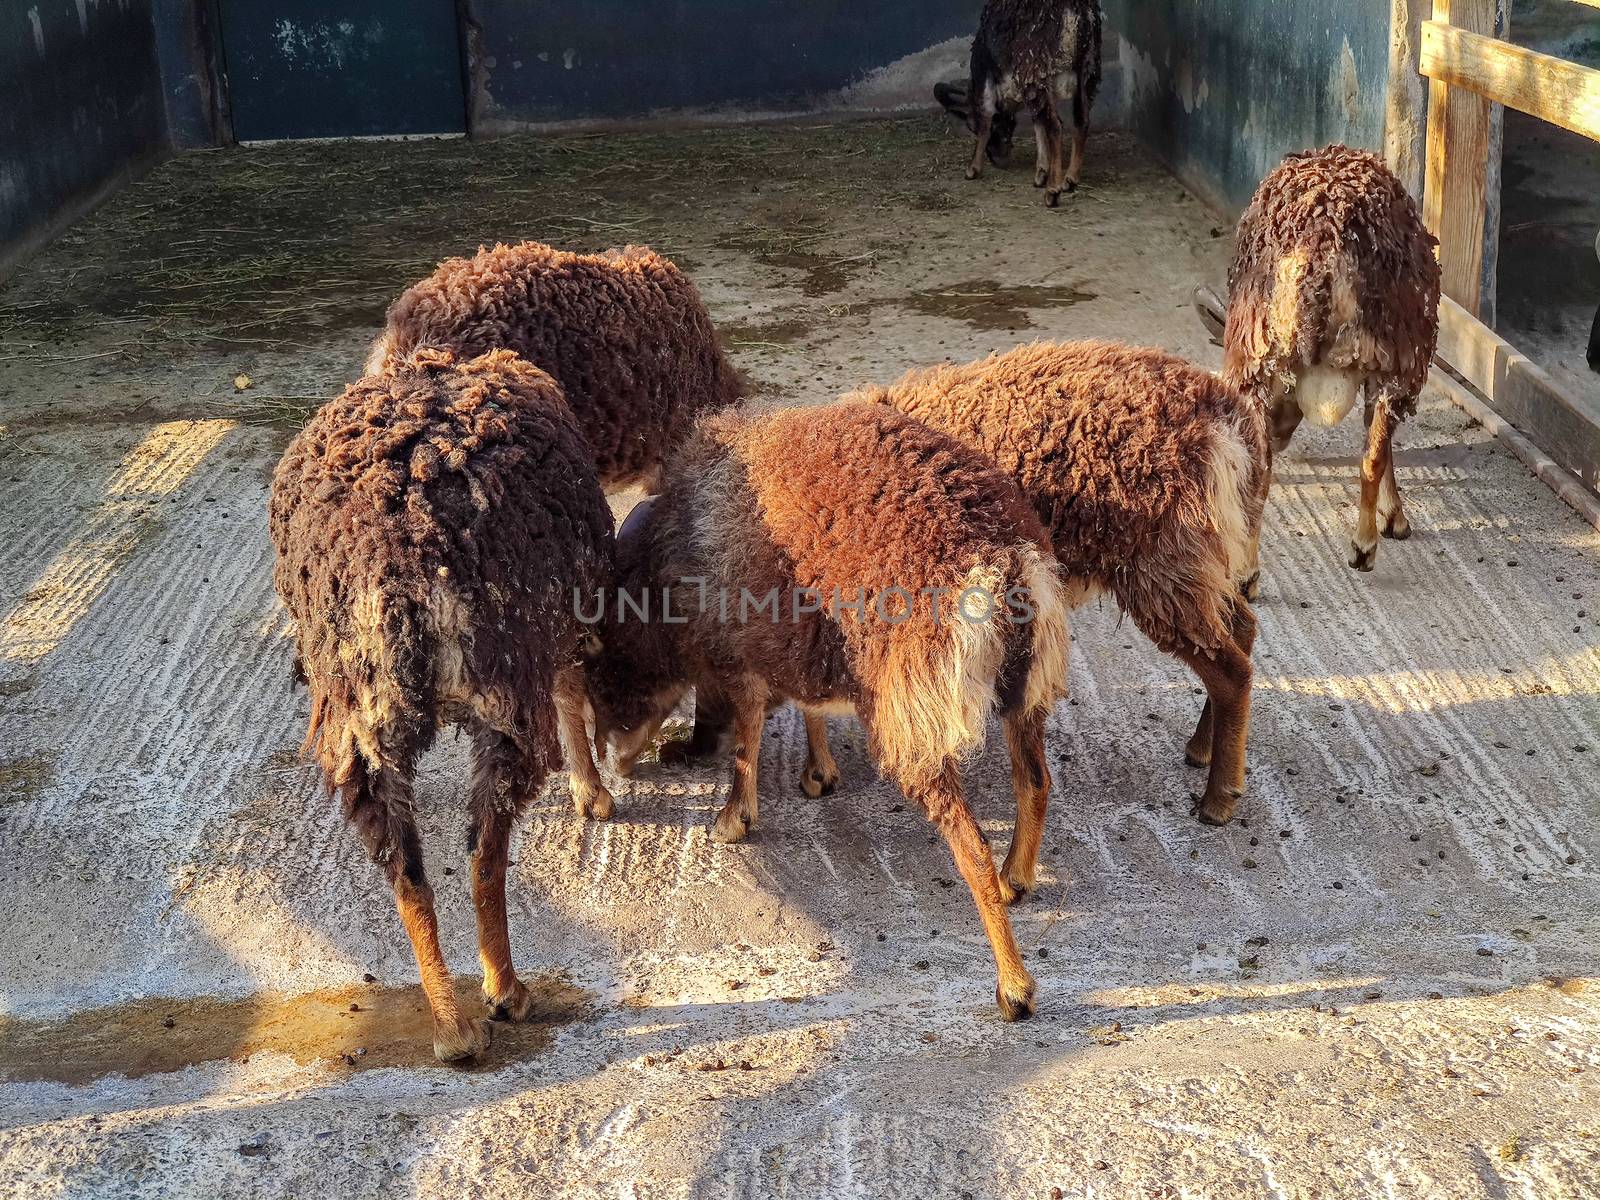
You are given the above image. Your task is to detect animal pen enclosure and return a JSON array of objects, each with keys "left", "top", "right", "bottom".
[{"left": 2, "top": 2, "right": 1600, "bottom": 1198}]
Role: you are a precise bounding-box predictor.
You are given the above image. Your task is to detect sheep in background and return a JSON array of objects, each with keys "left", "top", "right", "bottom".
[
  {"left": 936, "top": 0, "right": 1103, "bottom": 205},
  {"left": 1221, "top": 145, "right": 1440, "bottom": 576},
  {"left": 583, "top": 402, "right": 1071, "bottom": 1020},
  {"left": 367, "top": 241, "right": 744, "bottom": 492},
  {"left": 846, "top": 341, "right": 1269, "bottom": 826},
  {"left": 270, "top": 348, "right": 615, "bottom": 1063}
]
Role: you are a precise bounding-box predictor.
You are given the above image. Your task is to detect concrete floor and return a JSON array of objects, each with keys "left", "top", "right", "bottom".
[{"left": 1, "top": 118, "right": 1598, "bottom": 1198}]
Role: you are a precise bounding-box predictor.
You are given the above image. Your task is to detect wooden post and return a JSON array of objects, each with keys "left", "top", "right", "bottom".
[{"left": 1422, "top": 0, "right": 1494, "bottom": 316}]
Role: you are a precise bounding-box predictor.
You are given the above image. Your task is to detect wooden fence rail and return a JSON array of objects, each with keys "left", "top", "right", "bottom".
[{"left": 1417, "top": 0, "right": 1600, "bottom": 500}]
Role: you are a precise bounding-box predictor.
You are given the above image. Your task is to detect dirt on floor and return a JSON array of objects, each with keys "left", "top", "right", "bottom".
[{"left": 2, "top": 118, "right": 1599, "bottom": 1199}]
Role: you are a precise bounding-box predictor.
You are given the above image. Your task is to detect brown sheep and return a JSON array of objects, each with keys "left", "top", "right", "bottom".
[
  {"left": 935, "top": 0, "right": 1103, "bottom": 204},
  {"left": 582, "top": 401, "right": 1071, "bottom": 1020},
  {"left": 841, "top": 341, "right": 1269, "bottom": 826},
  {"left": 269, "top": 348, "right": 615, "bottom": 1063},
  {"left": 1222, "top": 145, "right": 1440, "bottom": 576},
  {"left": 367, "top": 241, "right": 744, "bottom": 491}
]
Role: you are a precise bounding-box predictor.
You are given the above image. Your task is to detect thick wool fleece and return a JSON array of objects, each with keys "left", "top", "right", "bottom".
[
  {"left": 1224, "top": 145, "right": 1441, "bottom": 413},
  {"left": 848, "top": 340, "right": 1268, "bottom": 653},
  {"left": 369, "top": 241, "right": 743, "bottom": 489},
  {"left": 586, "top": 401, "right": 1060, "bottom": 785},
  {"left": 974, "top": 0, "right": 1102, "bottom": 109},
  {"left": 269, "top": 348, "right": 614, "bottom": 787}
]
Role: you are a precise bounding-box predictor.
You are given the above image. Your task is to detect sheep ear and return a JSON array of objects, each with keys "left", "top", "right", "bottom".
[
  {"left": 1192, "top": 285, "right": 1227, "bottom": 343},
  {"left": 616, "top": 495, "right": 657, "bottom": 555},
  {"left": 579, "top": 630, "right": 603, "bottom": 659},
  {"left": 933, "top": 81, "right": 970, "bottom": 121}
]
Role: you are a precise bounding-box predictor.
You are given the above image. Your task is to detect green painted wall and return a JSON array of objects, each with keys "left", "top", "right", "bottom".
[{"left": 1106, "top": 0, "right": 1391, "bottom": 215}]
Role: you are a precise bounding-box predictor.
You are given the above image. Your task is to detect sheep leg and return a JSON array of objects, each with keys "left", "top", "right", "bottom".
[
  {"left": 347, "top": 755, "right": 489, "bottom": 1064},
  {"left": 556, "top": 667, "right": 614, "bottom": 820},
  {"left": 1378, "top": 408, "right": 1410, "bottom": 540},
  {"left": 1065, "top": 82, "right": 1088, "bottom": 191},
  {"left": 1242, "top": 399, "right": 1303, "bottom": 600},
  {"left": 1176, "top": 609, "right": 1255, "bottom": 827},
  {"left": 660, "top": 682, "right": 732, "bottom": 766},
  {"left": 1033, "top": 98, "right": 1066, "bottom": 206},
  {"left": 799, "top": 709, "right": 840, "bottom": 797},
  {"left": 1033, "top": 120, "right": 1049, "bottom": 188},
  {"left": 915, "top": 762, "right": 1036, "bottom": 1020},
  {"left": 468, "top": 730, "right": 540, "bottom": 1022},
  {"left": 998, "top": 707, "right": 1051, "bottom": 900},
  {"left": 1349, "top": 399, "right": 1394, "bottom": 572},
  {"left": 967, "top": 110, "right": 993, "bottom": 180},
  {"left": 712, "top": 679, "right": 769, "bottom": 844}
]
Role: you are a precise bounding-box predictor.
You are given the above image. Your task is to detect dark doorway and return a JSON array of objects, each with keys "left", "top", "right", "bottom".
[{"left": 216, "top": 2, "right": 465, "bottom": 141}]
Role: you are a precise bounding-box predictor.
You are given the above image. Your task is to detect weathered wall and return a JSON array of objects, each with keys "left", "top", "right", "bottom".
[
  {"left": 1, "top": 1, "right": 170, "bottom": 274},
  {"left": 463, "top": 0, "right": 980, "bottom": 131},
  {"left": 1107, "top": 0, "right": 1391, "bottom": 216}
]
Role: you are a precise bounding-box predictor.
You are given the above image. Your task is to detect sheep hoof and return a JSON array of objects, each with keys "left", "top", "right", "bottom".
[
  {"left": 1065, "top": 179, "right": 1079, "bottom": 194},
  {"left": 433, "top": 1016, "right": 492, "bottom": 1064},
  {"left": 996, "top": 972, "right": 1038, "bottom": 1022},
  {"left": 1033, "top": 169, "right": 1048, "bottom": 188},
  {"left": 1240, "top": 571, "right": 1261, "bottom": 603},
  {"left": 799, "top": 765, "right": 838, "bottom": 798},
  {"left": 1382, "top": 512, "right": 1411, "bottom": 541},
  {"left": 1001, "top": 874, "right": 1034, "bottom": 905},
  {"left": 1192, "top": 786, "right": 1242, "bottom": 827},
  {"left": 964, "top": 166, "right": 981, "bottom": 181},
  {"left": 1045, "top": 189, "right": 1061, "bottom": 208},
  {"left": 659, "top": 739, "right": 717, "bottom": 768},
  {"left": 576, "top": 789, "right": 614, "bottom": 821},
  {"left": 486, "top": 978, "right": 536, "bottom": 1023},
  {"left": 1183, "top": 744, "right": 1211, "bottom": 769},
  {"left": 711, "top": 807, "right": 752, "bottom": 844},
  {"left": 1347, "top": 540, "right": 1377, "bottom": 572}
]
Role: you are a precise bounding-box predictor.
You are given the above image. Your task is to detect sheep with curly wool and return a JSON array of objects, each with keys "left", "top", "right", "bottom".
[
  {"left": 935, "top": 0, "right": 1102, "bottom": 204},
  {"left": 1222, "top": 145, "right": 1440, "bottom": 576},
  {"left": 582, "top": 401, "right": 1071, "bottom": 1020},
  {"left": 841, "top": 340, "right": 1269, "bottom": 826},
  {"left": 367, "top": 241, "right": 743, "bottom": 491},
  {"left": 269, "top": 348, "right": 615, "bottom": 1064}
]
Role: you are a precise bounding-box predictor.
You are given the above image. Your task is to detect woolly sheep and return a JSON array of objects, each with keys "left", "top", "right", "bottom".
[
  {"left": 936, "top": 0, "right": 1103, "bottom": 205},
  {"left": 582, "top": 401, "right": 1072, "bottom": 1020},
  {"left": 843, "top": 340, "right": 1269, "bottom": 826},
  {"left": 1222, "top": 145, "right": 1440, "bottom": 576},
  {"left": 269, "top": 348, "right": 615, "bottom": 1063},
  {"left": 367, "top": 241, "right": 743, "bottom": 491}
]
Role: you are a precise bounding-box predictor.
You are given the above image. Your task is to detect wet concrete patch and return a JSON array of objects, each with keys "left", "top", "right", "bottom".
[
  {"left": 0, "top": 975, "right": 592, "bottom": 1085},
  {"left": 898, "top": 279, "right": 1097, "bottom": 329},
  {"left": 0, "top": 750, "right": 54, "bottom": 805},
  {"left": 719, "top": 316, "right": 817, "bottom": 350}
]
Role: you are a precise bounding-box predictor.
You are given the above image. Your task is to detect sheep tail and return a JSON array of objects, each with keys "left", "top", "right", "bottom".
[
  {"left": 1205, "top": 414, "right": 1260, "bottom": 589},
  {"left": 1016, "top": 545, "right": 1072, "bottom": 719},
  {"left": 872, "top": 548, "right": 1069, "bottom": 790},
  {"left": 363, "top": 330, "right": 395, "bottom": 377}
]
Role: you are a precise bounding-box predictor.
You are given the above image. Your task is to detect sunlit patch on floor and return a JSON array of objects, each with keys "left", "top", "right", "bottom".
[{"left": 0, "top": 419, "right": 234, "bottom": 664}]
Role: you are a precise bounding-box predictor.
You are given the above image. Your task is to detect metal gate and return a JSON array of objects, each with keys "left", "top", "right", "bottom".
[{"left": 216, "top": 1, "right": 466, "bottom": 141}]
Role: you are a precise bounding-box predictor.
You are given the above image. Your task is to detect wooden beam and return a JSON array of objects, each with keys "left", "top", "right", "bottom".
[
  {"left": 1422, "top": 0, "right": 1494, "bottom": 316},
  {"left": 1436, "top": 296, "right": 1600, "bottom": 493},
  {"left": 1429, "top": 370, "right": 1600, "bottom": 530},
  {"left": 1421, "top": 21, "right": 1600, "bottom": 143}
]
